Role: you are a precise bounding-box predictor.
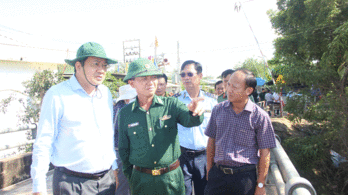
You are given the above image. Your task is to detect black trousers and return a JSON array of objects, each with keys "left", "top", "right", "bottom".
[
  {"left": 204, "top": 165, "right": 257, "bottom": 195},
  {"left": 53, "top": 168, "right": 116, "bottom": 195},
  {"left": 179, "top": 147, "right": 207, "bottom": 195}
]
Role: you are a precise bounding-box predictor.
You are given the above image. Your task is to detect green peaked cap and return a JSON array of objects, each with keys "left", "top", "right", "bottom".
[
  {"left": 65, "top": 42, "right": 117, "bottom": 66},
  {"left": 123, "top": 58, "right": 162, "bottom": 82}
]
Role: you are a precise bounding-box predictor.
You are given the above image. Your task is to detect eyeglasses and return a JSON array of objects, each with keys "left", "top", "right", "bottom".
[
  {"left": 92, "top": 62, "right": 110, "bottom": 70},
  {"left": 180, "top": 72, "right": 195, "bottom": 78}
]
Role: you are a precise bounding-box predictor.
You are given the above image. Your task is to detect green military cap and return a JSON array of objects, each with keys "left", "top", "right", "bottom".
[
  {"left": 123, "top": 58, "right": 162, "bottom": 82},
  {"left": 65, "top": 42, "right": 118, "bottom": 66}
]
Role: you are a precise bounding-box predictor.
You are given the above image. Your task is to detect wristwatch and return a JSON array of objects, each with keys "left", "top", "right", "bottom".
[{"left": 258, "top": 182, "right": 264, "bottom": 188}]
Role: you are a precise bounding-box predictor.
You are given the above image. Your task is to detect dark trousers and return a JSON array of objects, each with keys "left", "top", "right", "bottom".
[
  {"left": 115, "top": 150, "right": 131, "bottom": 195},
  {"left": 53, "top": 167, "right": 116, "bottom": 195},
  {"left": 179, "top": 147, "right": 207, "bottom": 195},
  {"left": 204, "top": 165, "right": 256, "bottom": 195}
]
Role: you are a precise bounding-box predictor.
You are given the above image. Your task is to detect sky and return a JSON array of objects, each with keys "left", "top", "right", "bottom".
[{"left": 0, "top": 0, "right": 279, "bottom": 78}]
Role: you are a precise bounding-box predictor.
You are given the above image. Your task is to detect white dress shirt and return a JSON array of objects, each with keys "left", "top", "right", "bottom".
[
  {"left": 176, "top": 90, "right": 218, "bottom": 150},
  {"left": 30, "top": 75, "right": 117, "bottom": 193}
]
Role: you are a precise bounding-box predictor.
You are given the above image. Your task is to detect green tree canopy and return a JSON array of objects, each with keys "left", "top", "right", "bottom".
[
  {"left": 236, "top": 57, "right": 271, "bottom": 80},
  {"left": 268, "top": 0, "right": 348, "bottom": 193}
]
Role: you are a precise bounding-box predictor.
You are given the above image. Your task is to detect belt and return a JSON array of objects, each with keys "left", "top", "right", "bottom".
[
  {"left": 56, "top": 167, "right": 110, "bottom": 180},
  {"left": 216, "top": 164, "right": 256, "bottom": 175},
  {"left": 180, "top": 146, "right": 206, "bottom": 156},
  {"left": 134, "top": 160, "right": 180, "bottom": 176}
]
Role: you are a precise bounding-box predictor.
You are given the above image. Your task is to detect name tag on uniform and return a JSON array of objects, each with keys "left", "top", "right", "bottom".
[
  {"left": 159, "top": 115, "right": 171, "bottom": 121},
  {"left": 205, "top": 110, "right": 212, "bottom": 113},
  {"left": 128, "top": 122, "right": 139, "bottom": 128}
]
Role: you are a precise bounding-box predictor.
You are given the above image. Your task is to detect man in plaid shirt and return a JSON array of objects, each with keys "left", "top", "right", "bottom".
[{"left": 204, "top": 69, "right": 276, "bottom": 195}]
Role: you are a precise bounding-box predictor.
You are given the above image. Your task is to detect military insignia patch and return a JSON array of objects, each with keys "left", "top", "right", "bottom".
[
  {"left": 128, "top": 122, "right": 139, "bottom": 128},
  {"left": 160, "top": 115, "right": 171, "bottom": 121}
]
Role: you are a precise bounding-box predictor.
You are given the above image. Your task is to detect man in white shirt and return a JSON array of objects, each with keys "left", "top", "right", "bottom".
[
  {"left": 272, "top": 92, "right": 281, "bottom": 115},
  {"left": 265, "top": 89, "right": 274, "bottom": 116},
  {"left": 273, "top": 92, "right": 280, "bottom": 103},
  {"left": 174, "top": 60, "right": 218, "bottom": 195},
  {"left": 31, "top": 42, "right": 119, "bottom": 195}
]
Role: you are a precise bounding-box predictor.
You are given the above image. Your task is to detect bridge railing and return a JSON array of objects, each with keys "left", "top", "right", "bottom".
[
  {"left": 269, "top": 136, "right": 317, "bottom": 195},
  {"left": 0, "top": 125, "right": 36, "bottom": 152}
]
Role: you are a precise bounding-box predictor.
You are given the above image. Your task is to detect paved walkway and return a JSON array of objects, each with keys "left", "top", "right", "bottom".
[
  {"left": 0, "top": 169, "right": 278, "bottom": 195},
  {"left": 0, "top": 171, "right": 53, "bottom": 195}
]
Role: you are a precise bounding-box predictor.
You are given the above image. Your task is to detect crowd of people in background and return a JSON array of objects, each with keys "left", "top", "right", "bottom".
[{"left": 31, "top": 42, "right": 277, "bottom": 195}]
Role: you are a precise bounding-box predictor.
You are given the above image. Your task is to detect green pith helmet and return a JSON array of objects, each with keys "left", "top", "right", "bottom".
[
  {"left": 65, "top": 42, "right": 117, "bottom": 66},
  {"left": 123, "top": 58, "right": 162, "bottom": 82}
]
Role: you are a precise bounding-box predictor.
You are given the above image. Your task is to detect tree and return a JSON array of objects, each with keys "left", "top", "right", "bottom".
[
  {"left": 103, "top": 71, "right": 126, "bottom": 99},
  {"left": 236, "top": 57, "right": 271, "bottom": 79},
  {"left": 0, "top": 69, "right": 66, "bottom": 125},
  {"left": 268, "top": 0, "right": 348, "bottom": 193}
]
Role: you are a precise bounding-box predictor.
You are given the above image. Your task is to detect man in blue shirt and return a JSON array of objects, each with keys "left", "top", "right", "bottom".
[
  {"left": 31, "top": 42, "right": 119, "bottom": 195},
  {"left": 173, "top": 60, "right": 218, "bottom": 195}
]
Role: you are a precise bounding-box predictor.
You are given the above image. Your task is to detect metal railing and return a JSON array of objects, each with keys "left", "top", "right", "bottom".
[
  {"left": 0, "top": 124, "right": 36, "bottom": 152},
  {"left": 0, "top": 124, "right": 317, "bottom": 195},
  {"left": 269, "top": 137, "right": 317, "bottom": 195}
]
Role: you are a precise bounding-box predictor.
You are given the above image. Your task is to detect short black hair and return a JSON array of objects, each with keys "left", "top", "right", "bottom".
[
  {"left": 157, "top": 73, "right": 168, "bottom": 83},
  {"left": 74, "top": 57, "right": 88, "bottom": 74},
  {"left": 181, "top": 60, "right": 202, "bottom": 74},
  {"left": 214, "top": 80, "right": 223, "bottom": 89},
  {"left": 221, "top": 69, "right": 235, "bottom": 78},
  {"left": 234, "top": 68, "right": 257, "bottom": 93}
]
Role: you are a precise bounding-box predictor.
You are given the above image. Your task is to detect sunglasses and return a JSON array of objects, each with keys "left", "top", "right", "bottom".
[{"left": 180, "top": 72, "right": 196, "bottom": 77}]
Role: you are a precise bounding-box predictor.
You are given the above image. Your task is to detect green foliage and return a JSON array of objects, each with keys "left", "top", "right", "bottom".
[
  {"left": 283, "top": 133, "right": 329, "bottom": 170},
  {"left": 102, "top": 72, "right": 126, "bottom": 99},
  {"left": 0, "top": 95, "right": 16, "bottom": 114},
  {"left": 236, "top": 57, "right": 271, "bottom": 80},
  {"left": 269, "top": 0, "right": 348, "bottom": 133},
  {"left": 269, "top": 0, "right": 348, "bottom": 193}
]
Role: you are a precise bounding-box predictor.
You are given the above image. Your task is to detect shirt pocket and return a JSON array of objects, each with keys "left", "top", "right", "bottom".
[
  {"left": 156, "top": 118, "right": 177, "bottom": 132},
  {"left": 233, "top": 127, "right": 256, "bottom": 148},
  {"left": 127, "top": 126, "right": 148, "bottom": 150}
]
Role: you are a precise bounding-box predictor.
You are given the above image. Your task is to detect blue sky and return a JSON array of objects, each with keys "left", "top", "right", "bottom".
[{"left": 0, "top": 0, "right": 279, "bottom": 77}]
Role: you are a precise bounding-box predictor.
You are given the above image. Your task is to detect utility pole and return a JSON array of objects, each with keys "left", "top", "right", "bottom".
[
  {"left": 154, "top": 37, "right": 158, "bottom": 66},
  {"left": 66, "top": 49, "right": 69, "bottom": 59},
  {"left": 177, "top": 41, "right": 180, "bottom": 74}
]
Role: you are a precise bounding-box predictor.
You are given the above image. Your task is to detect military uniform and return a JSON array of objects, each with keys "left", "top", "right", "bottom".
[
  {"left": 217, "top": 92, "right": 227, "bottom": 103},
  {"left": 118, "top": 58, "right": 204, "bottom": 195},
  {"left": 118, "top": 95, "right": 203, "bottom": 195}
]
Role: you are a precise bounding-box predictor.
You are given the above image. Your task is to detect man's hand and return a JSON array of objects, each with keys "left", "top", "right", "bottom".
[
  {"left": 187, "top": 97, "right": 205, "bottom": 116},
  {"left": 114, "top": 170, "right": 119, "bottom": 190},
  {"left": 206, "top": 167, "right": 211, "bottom": 181},
  {"left": 254, "top": 185, "right": 266, "bottom": 195}
]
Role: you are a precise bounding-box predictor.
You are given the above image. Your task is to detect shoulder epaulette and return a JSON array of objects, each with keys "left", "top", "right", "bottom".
[
  {"left": 203, "top": 91, "right": 218, "bottom": 100},
  {"left": 172, "top": 92, "right": 181, "bottom": 98}
]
